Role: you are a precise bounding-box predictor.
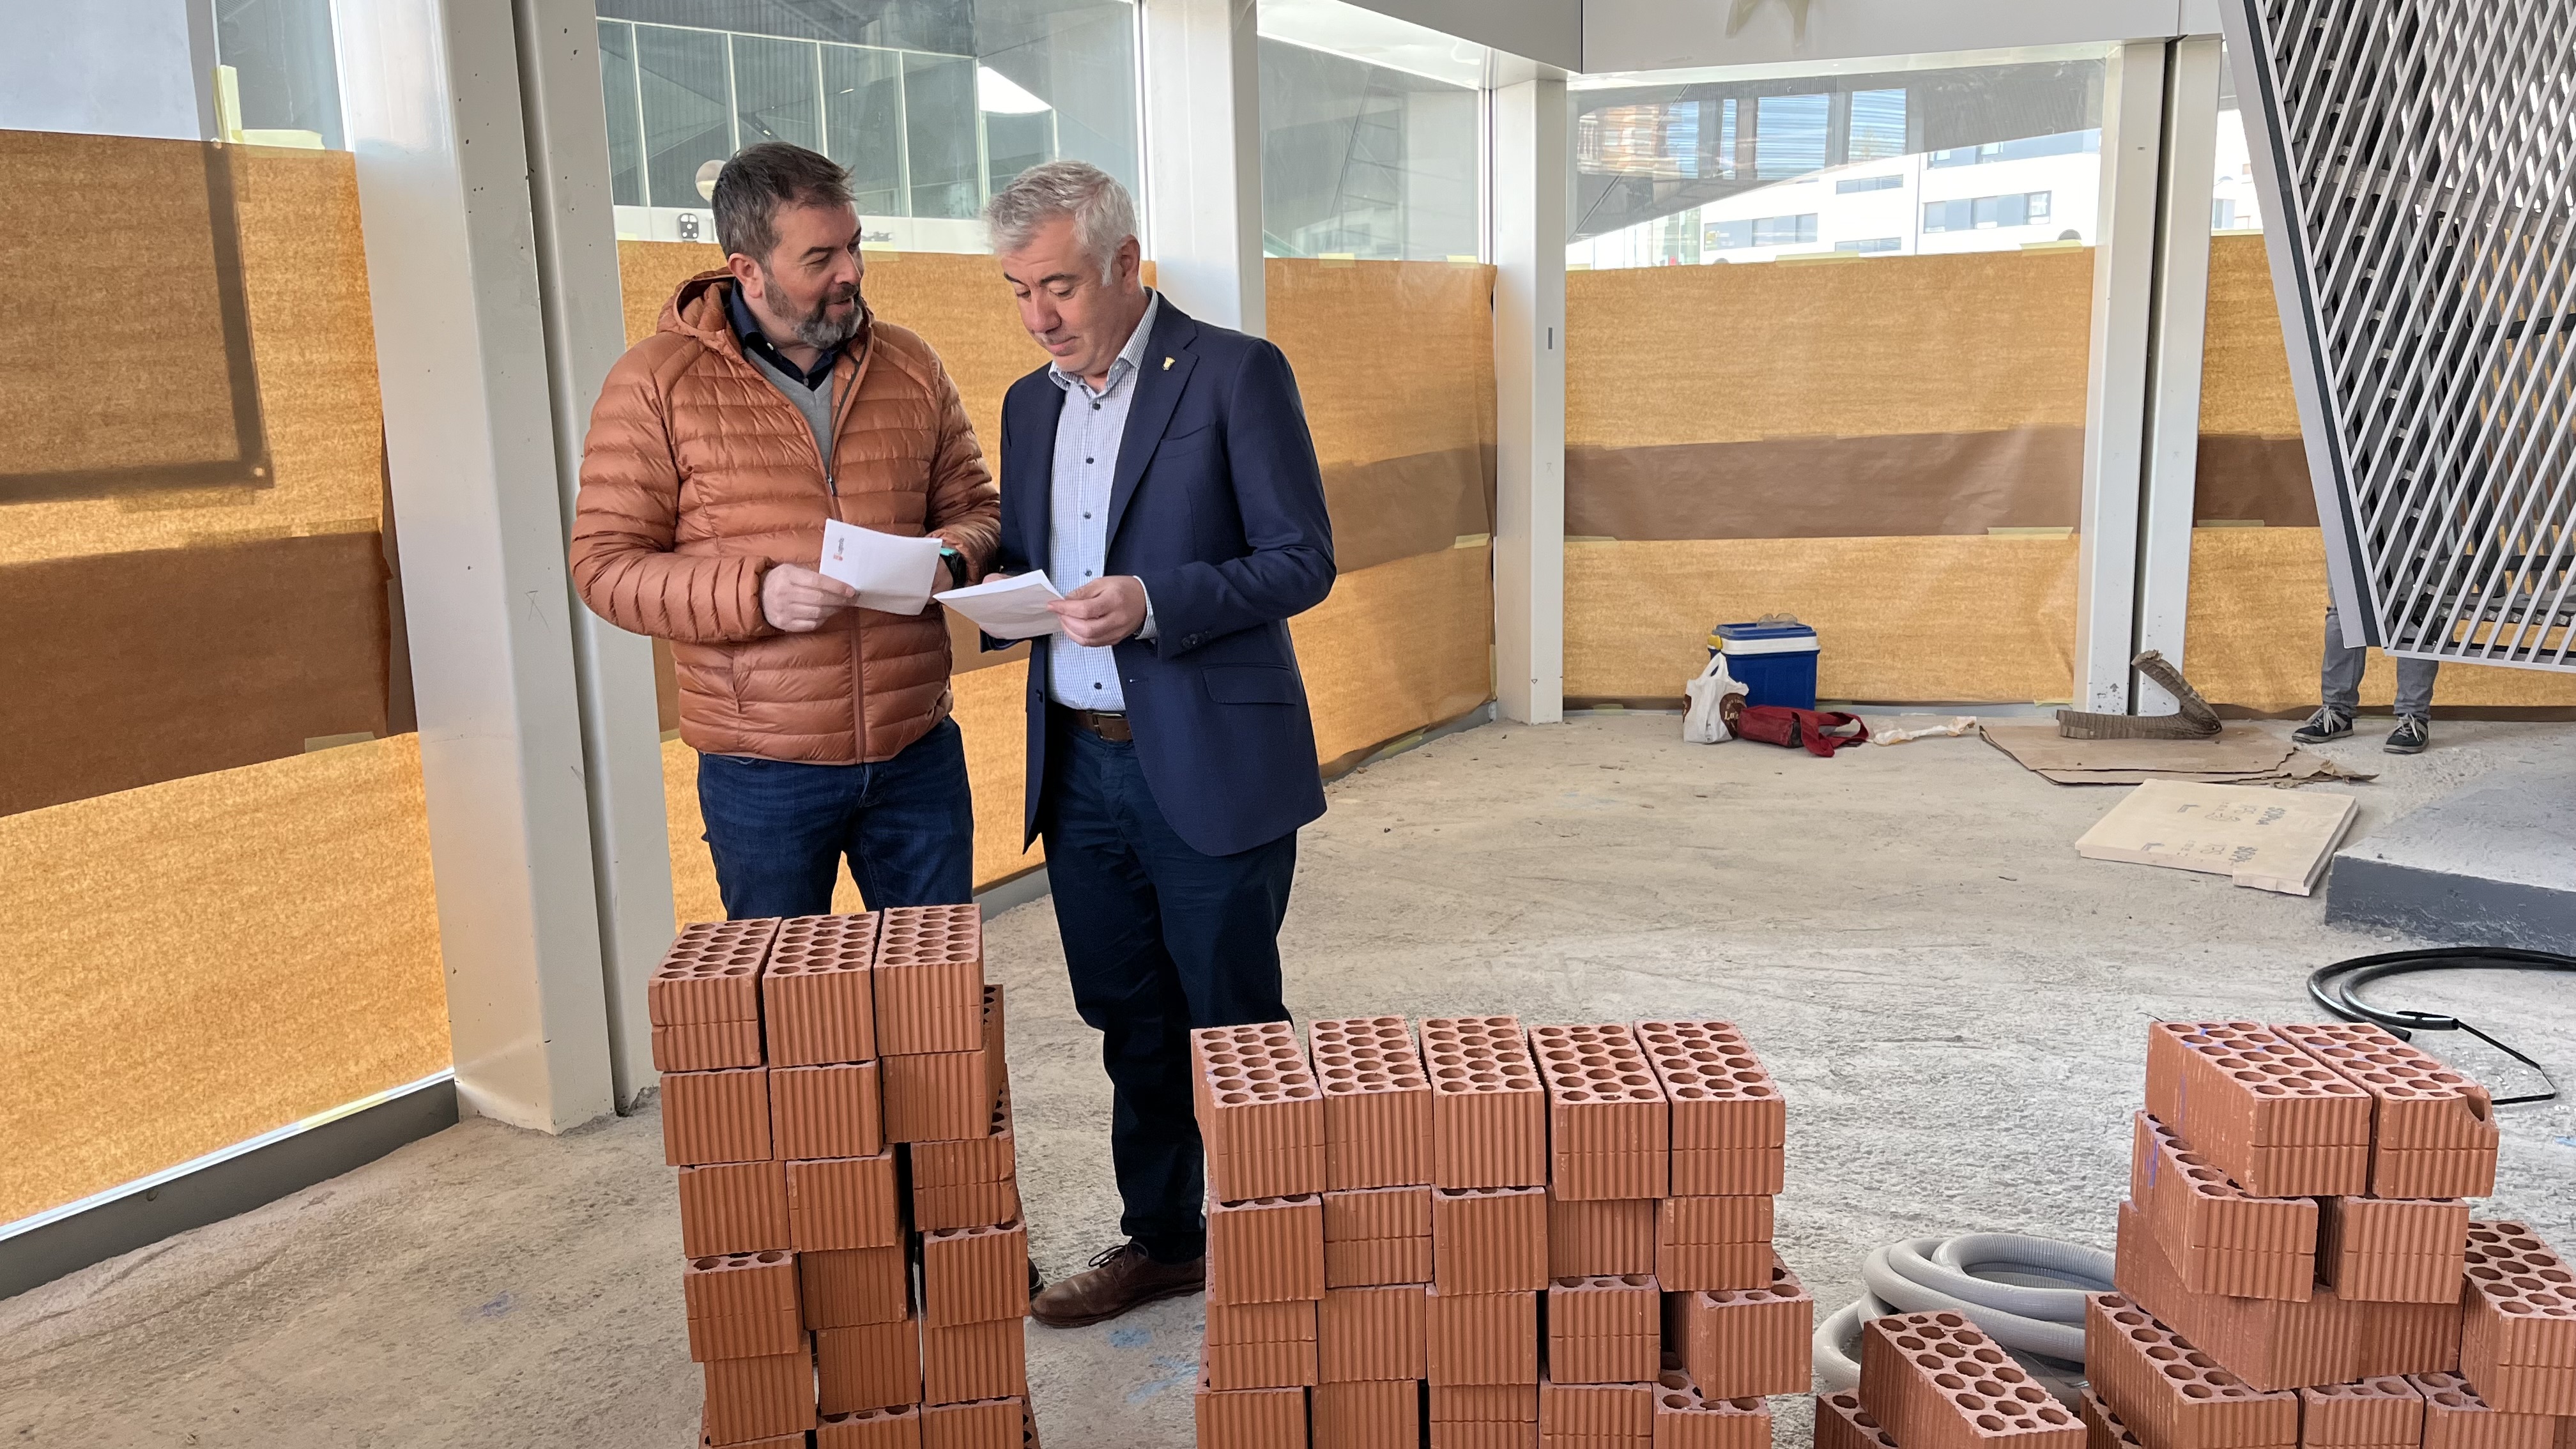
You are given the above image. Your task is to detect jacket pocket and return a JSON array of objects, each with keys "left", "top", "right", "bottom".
[
  {"left": 1203, "top": 663, "right": 1296, "bottom": 705},
  {"left": 1151, "top": 422, "right": 1218, "bottom": 466}
]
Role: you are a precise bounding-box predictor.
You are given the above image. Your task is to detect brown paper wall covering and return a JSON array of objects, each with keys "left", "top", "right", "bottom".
[
  {"left": 0, "top": 736, "right": 448, "bottom": 1223},
  {"left": 1292, "top": 545, "right": 1497, "bottom": 767},
  {"left": 2195, "top": 233, "right": 2317, "bottom": 525},
  {"left": 1564, "top": 535, "right": 2079, "bottom": 704},
  {"left": 1566, "top": 429, "right": 2083, "bottom": 540},
  {"left": 2184, "top": 526, "right": 2576, "bottom": 714}
]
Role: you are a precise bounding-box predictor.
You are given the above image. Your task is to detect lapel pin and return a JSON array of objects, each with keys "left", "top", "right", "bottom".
[{"left": 1162, "top": 356, "right": 1174, "bottom": 370}]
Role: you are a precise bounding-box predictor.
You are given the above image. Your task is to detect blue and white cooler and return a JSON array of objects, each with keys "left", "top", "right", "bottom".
[{"left": 1709, "top": 617, "right": 1820, "bottom": 710}]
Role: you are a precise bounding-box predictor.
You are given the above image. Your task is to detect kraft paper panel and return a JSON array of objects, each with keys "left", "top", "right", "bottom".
[
  {"left": 1567, "top": 429, "right": 2082, "bottom": 540},
  {"left": 1327, "top": 447, "right": 1494, "bottom": 574},
  {"left": 4, "top": 138, "right": 387, "bottom": 566},
  {"left": 0, "top": 735, "right": 448, "bottom": 1223},
  {"left": 0, "top": 532, "right": 394, "bottom": 816},
  {"left": 1266, "top": 259, "right": 1498, "bottom": 471},
  {"left": 1289, "top": 544, "right": 1496, "bottom": 767},
  {"left": 2195, "top": 435, "right": 2318, "bottom": 527},
  {"left": 660, "top": 664, "right": 1044, "bottom": 925},
  {"left": 1565, "top": 535, "right": 2079, "bottom": 704},
  {"left": 2184, "top": 526, "right": 2576, "bottom": 715},
  {"left": 1567, "top": 249, "right": 2096, "bottom": 450},
  {"left": 2201, "top": 234, "right": 2304, "bottom": 438}
]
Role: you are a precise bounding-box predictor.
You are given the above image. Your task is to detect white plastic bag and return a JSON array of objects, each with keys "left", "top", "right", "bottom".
[{"left": 1682, "top": 652, "right": 1749, "bottom": 744}]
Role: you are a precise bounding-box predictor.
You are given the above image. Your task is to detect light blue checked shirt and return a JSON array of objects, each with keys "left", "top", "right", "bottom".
[{"left": 1043, "top": 289, "right": 1162, "bottom": 710}]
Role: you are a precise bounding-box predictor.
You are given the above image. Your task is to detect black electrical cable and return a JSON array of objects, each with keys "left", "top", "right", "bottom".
[{"left": 2306, "top": 947, "right": 2576, "bottom": 1105}]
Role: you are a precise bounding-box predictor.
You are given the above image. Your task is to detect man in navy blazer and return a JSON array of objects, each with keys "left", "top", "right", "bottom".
[{"left": 979, "top": 162, "right": 1334, "bottom": 1326}]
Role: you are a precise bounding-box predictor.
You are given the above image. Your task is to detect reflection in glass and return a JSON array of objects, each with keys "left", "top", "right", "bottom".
[
  {"left": 601, "top": 21, "right": 647, "bottom": 206},
  {"left": 903, "top": 54, "right": 980, "bottom": 220},
  {"left": 1259, "top": 37, "right": 1479, "bottom": 261},
  {"left": 637, "top": 24, "right": 734, "bottom": 210},
  {"left": 1754, "top": 95, "right": 1827, "bottom": 179},
  {"left": 215, "top": 0, "right": 344, "bottom": 148},
  {"left": 824, "top": 45, "right": 908, "bottom": 217},
  {"left": 733, "top": 35, "right": 822, "bottom": 153}
]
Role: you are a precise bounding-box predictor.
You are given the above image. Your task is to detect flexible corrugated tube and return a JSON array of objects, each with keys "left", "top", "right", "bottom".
[{"left": 1812, "top": 1233, "right": 2113, "bottom": 1406}]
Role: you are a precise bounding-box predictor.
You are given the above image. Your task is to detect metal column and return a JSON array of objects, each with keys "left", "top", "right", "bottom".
[
  {"left": 2135, "top": 37, "right": 2225, "bottom": 712},
  {"left": 1491, "top": 77, "right": 1567, "bottom": 725}
]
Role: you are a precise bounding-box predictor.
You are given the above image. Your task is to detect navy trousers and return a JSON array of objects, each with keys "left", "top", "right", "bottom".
[
  {"left": 1040, "top": 719, "right": 1297, "bottom": 1263},
  {"left": 696, "top": 718, "right": 976, "bottom": 917}
]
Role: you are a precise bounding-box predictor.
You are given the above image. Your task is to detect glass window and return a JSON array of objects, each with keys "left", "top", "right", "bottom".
[
  {"left": 2212, "top": 56, "right": 2264, "bottom": 232},
  {"left": 636, "top": 23, "right": 734, "bottom": 211},
  {"left": 601, "top": 21, "right": 647, "bottom": 206},
  {"left": 215, "top": 0, "right": 344, "bottom": 148},
  {"left": 823, "top": 45, "right": 907, "bottom": 217},
  {"left": 1571, "top": 57, "right": 2105, "bottom": 269},
  {"left": 1257, "top": 0, "right": 1483, "bottom": 262},
  {"left": 902, "top": 52, "right": 980, "bottom": 219},
  {"left": 1708, "top": 213, "right": 1818, "bottom": 250},
  {"left": 733, "top": 35, "right": 822, "bottom": 152}
]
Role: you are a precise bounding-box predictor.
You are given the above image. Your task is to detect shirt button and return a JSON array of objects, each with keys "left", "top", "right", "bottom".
[
  {"left": 1092, "top": 682, "right": 1102, "bottom": 690},
  {"left": 1085, "top": 457, "right": 1093, "bottom": 464},
  {"left": 1082, "top": 512, "right": 1092, "bottom": 519},
  {"left": 1091, "top": 402, "right": 1100, "bottom": 411}
]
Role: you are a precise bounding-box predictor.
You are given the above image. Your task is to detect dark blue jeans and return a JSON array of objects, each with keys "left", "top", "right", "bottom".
[
  {"left": 696, "top": 718, "right": 974, "bottom": 918},
  {"left": 1041, "top": 720, "right": 1297, "bottom": 1264}
]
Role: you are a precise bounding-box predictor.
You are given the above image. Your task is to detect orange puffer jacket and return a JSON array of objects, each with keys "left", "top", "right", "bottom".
[{"left": 571, "top": 271, "right": 1001, "bottom": 764}]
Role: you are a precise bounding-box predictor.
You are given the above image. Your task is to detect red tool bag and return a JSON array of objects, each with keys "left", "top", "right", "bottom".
[{"left": 1735, "top": 705, "right": 1870, "bottom": 758}]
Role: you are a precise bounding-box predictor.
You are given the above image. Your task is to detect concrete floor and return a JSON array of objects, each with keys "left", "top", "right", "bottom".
[{"left": 6, "top": 713, "right": 2573, "bottom": 1448}]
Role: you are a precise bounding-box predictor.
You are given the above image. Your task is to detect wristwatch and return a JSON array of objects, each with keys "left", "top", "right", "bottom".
[{"left": 939, "top": 546, "right": 966, "bottom": 589}]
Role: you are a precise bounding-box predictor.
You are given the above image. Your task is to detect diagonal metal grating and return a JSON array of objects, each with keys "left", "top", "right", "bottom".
[{"left": 2223, "top": 0, "right": 2576, "bottom": 669}]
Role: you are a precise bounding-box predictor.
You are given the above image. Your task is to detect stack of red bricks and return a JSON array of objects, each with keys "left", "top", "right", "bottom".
[
  {"left": 1813, "top": 1021, "right": 2575, "bottom": 1449},
  {"left": 1188, "top": 1014, "right": 1808, "bottom": 1448},
  {"left": 656, "top": 907, "right": 1038, "bottom": 1448}
]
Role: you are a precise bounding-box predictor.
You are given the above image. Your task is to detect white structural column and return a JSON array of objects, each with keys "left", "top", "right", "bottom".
[
  {"left": 1140, "top": 0, "right": 1264, "bottom": 334},
  {"left": 1491, "top": 77, "right": 1568, "bottom": 724},
  {"left": 336, "top": 0, "right": 615, "bottom": 1131},
  {"left": 2074, "top": 40, "right": 2172, "bottom": 715},
  {"left": 2133, "top": 36, "right": 2225, "bottom": 713},
  {"left": 513, "top": 0, "right": 678, "bottom": 1110}
]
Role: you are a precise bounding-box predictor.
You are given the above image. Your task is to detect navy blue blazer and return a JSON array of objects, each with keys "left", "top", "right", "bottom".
[{"left": 993, "top": 299, "right": 1335, "bottom": 857}]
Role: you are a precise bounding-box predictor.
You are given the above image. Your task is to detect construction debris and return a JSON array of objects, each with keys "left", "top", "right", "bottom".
[
  {"left": 2055, "top": 651, "right": 2222, "bottom": 740},
  {"left": 2074, "top": 780, "right": 2360, "bottom": 895},
  {"left": 1982, "top": 724, "right": 2377, "bottom": 787}
]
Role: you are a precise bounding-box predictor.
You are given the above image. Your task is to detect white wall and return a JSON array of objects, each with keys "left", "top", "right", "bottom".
[{"left": 0, "top": 0, "right": 208, "bottom": 141}]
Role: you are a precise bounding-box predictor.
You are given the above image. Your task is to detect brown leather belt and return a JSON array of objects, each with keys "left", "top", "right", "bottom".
[{"left": 1053, "top": 705, "right": 1133, "bottom": 742}]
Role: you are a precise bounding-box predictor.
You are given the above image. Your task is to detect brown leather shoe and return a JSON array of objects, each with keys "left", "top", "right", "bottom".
[{"left": 1029, "top": 1241, "right": 1204, "bottom": 1328}]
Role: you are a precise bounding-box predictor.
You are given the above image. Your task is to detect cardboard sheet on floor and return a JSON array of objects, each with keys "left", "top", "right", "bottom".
[
  {"left": 1980, "top": 723, "right": 2376, "bottom": 786},
  {"left": 2074, "top": 779, "right": 2360, "bottom": 895}
]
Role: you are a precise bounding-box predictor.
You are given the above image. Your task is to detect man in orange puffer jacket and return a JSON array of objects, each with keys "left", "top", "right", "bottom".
[{"left": 571, "top": 143, "right": 1000, "bottom": 917}]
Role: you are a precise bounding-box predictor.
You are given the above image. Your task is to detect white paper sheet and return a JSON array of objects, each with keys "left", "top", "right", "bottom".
[
  {"left": 817, "top": 520, "right": 944, "bottom": 614},
  {"left": 934, "top": 571, "right": 1066, "bottom": 640}
]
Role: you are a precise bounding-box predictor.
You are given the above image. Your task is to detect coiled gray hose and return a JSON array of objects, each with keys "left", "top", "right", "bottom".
[{"left": 1811, "top": 1233, "right": 2113, "bottom": 1405}]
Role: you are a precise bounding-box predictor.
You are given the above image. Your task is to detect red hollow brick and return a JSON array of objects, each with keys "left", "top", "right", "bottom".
[
  {"left": 652, "top": 918, "right": 780, "bottom": 1028},
  {"left": 1818, "top": 1389, "right": 1903, "bottom": 1449},
  {"left": 2359, "top": 1293, "right": 2465, "bottom": 1380},
  {"left": 802, "top": 1245, "right": 911, "bottom": 1329},
  {"left": 1664, "top": 1252, "right": 1812, "bottom": 1400},
  {"left": 816, "top": 1404, "right": 923, "bottom": 1449},
  {"left": 1538, "top": 1373, "right": 1651, "bottom": 1439},
  {"left": 1630, "top": 1022, "right": 1785, "bottom": 1199},
  {"left": 2077, "top": 1387, "right": 2141, "bottom": 1449},
  {"left": 766, "top": 912, "right": 880, "bottom": 1067},
  {"left": 1422, "top": 1017, "right": 1548, "bottom": 1190},
  {"left": 686, "top": 1250, "right": 804, "bottom": 1361},
  {"left": 1550, "top": 1194, "right": 1659, "bottom": 1282},
  {"left": 1193, "top": 1371, "right": 1309, "bottom": 1448},
  {"left": 874, "top": 905, "right": 984, "bottom": 1055},
  {"left": 788, "top": 1151, "right": 903, "bottom": 1252},
  {"left": 909, "top": 1087, "right": 1017, "bottom": 1191},
  {"left": 1530, "top": 1023, "right": 1670, "bottom": 1202},
  {"left": 1434, "top": 1185, "right": 1549, "bottom": 1295},
  {"left": 1657, "top": 1196, "right": 1774, "bottom": 1294},
  {"left": 921, "top": 1220, "right": 1029, "bottom": 1328},
  {"left": 666, "top": 1067, "right": 775, "bottom": 1167},
  {"left": 1195, "top": 1022, "right": 1327, "bottom": 1202},
  {"left": 913, "top": 1176, "right": 1022, "bottom": 1235},
  {"left": 2409, "top": 1372, "right": 2559, "bottom": 1449},
  {"left": 2080, "top": 1294, "right": 2297, "bottom": 1449},
  {"left": 1208, "top": 1297, "right": 1321, "bottom": 1392},
  {"left": 1646, "top": 1363, "right": 1768, "bottom": 1449},
  {"left": 1546, "top": 1274, "right": 1659, "bottom": 1385},
  {"left": 1859, "top": 1312, "right": 2085, "bottom": 1449},
  {"left": 1434, "top": 1383, "right": 1540, "bottom": 1423},
  {"left": 2271, "top": 1023, "right": 2499, "bottom": 1200},
  {"left": 2133, "top": 1111, "right": 2319, "bottom": 1301},
  {"left": 922, "top": 1315, "right": 1028, "bottom": 1406},
  {"left": 884, "top": 1050, "right": 989, "bottom": 1144},
  {"left": 1428, "top": 1285, "right": 1541, "bottom": 1386},
  {"left": 818, "top": 1317, "right": 922, "bottom": 1414},
  {"left": 920, "top": 1395, "right": 1023, "bottom": 1449},
  {"left": 1326, "top": 1184, "right": 1435, "bottom": 1288},
  {"left": 1209, "top": 1193, "right": 1327, "bottom": 1306},
  {"left": 1434, "top": 1423, "right": 1538, "bottom": 1448},
  {"left": 2297, "top": 1376, "right": 2425, "bottom": 1448},
  {"left": 1314, "top": 1379, "right": 1422, "bottom": 1448},
  {"left": 658, "top": 1019, "right": 769, "bottom": 1074},
  {"left": 1312, "top": 1016, "right": 1434, "bottom": 1192},
  {"left": 771, "top": 1062, "right": 886, "bottom": 1162},
  {"left": 2317, "top": 1196, "right": 2469, "bottom": 1305},
  {"left": 1320, "top": 1284, "right": 1427, "bottom": 1383},
  {"left": 2144, "top": 1023, "right": 2372, "bottom": 1199},
  {"left": 2460, "top": 1222, "right": 2576, "bottom": 1414},
  {"left": 2113, "top": 1197, "right": 2365, "bottom": 1390},
  {"left": 679, "top": 1160, "right": 792, "bottom": 1258},
  {"left": 701, "top": 1338, "right": 816, "bottom": 1446}
]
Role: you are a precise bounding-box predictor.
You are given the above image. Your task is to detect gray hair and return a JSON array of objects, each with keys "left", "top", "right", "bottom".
[{"left": 984, "top": 161, "right": 1138, "bottom": 283}]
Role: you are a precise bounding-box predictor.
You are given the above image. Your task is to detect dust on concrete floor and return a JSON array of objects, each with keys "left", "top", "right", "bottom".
[{"left": 4, "top": 714, "right": 2572, "bottom": 1448}]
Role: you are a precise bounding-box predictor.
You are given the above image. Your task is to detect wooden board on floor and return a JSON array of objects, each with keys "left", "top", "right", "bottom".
[{"left": 2074, "top": 779, "right": 2359, "bottom": 896}]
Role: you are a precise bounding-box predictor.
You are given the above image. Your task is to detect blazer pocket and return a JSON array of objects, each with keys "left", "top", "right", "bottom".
[
  {"left": 1203, "top": 663, "right": 1297, "bottom": 705},
  {"left": 1151, "top": 422, "right": 1218, "bottom": 464}
]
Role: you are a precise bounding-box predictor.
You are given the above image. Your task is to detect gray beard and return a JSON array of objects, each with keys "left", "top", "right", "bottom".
[{"left": 769, "top": 272, "right": 864, "bottom": 350}]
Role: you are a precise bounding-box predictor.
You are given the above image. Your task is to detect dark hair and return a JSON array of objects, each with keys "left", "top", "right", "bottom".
[{"left": 713, "top": 142, "right": 854, "bottom": 264}]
